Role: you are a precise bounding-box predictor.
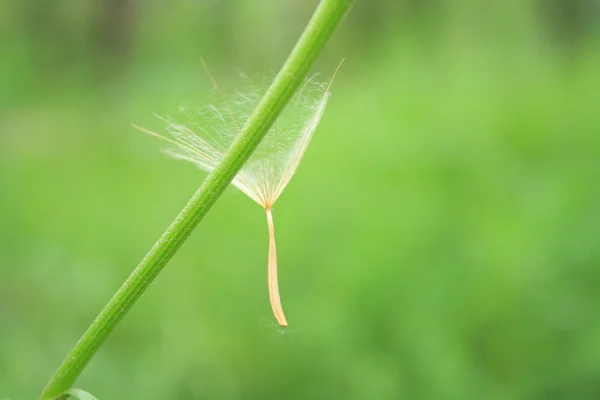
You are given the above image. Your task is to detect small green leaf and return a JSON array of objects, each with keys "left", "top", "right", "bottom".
[{"left": 56, "top": 388, "right": 98, "bottom": 400}]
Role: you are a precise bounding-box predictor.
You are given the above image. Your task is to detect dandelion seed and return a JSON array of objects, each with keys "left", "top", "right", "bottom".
[{"left": 133, "top": 59, "right": 343, "bottom": 327}]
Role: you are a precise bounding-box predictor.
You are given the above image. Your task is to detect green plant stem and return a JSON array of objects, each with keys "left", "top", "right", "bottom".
[{"left": 39, "top": 0, "right": 353, "bottom": 398}]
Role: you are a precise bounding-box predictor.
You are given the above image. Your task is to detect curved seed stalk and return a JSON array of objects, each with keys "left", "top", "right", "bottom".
[
  {"left": 266, "top": 208, "right": 286, "bottom": 326},
  {"left": 135, "top": 60, "right": 343, "bottom": 326}
]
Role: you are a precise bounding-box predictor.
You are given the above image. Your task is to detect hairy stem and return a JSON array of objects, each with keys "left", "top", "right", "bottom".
[
  {"left": 266, "top": 208, "right": 287, "bottom": 326},
  {"left": 39, "top": 0, "right": 353, "bottom": 398}
]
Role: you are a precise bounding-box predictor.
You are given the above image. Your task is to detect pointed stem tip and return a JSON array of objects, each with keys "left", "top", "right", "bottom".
[{"left": 266, "top": 208, "right": 288, "bottom": 327}]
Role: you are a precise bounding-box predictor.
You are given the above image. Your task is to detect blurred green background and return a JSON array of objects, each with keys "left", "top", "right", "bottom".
[{"left": 2, "top": 0, "right": 600, "bottom": 399}]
